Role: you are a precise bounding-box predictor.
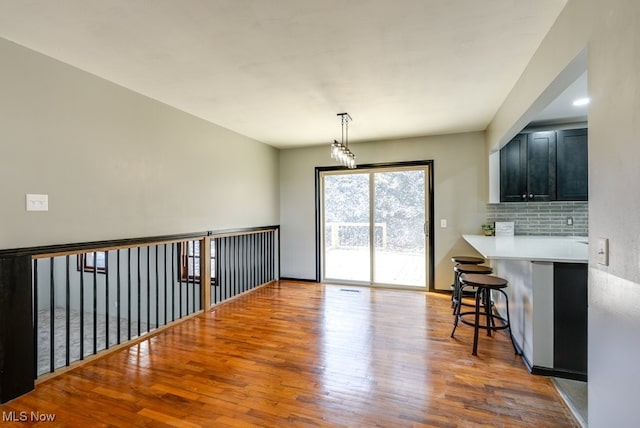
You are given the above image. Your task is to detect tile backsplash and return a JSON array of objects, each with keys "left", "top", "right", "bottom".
[{"left": 486, "top": 201, "right": 588, "bottom": 236}]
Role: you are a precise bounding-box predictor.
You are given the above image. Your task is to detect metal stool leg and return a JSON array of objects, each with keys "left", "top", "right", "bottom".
[
  {"left": 472, "top": 288, "right": 482, "bottom": 356},
  {"left": 483, "top": 288, "right": 493, "bottom": 337}
]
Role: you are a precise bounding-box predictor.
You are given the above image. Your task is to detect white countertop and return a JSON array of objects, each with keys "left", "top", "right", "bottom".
[{"left": 463, "top": 234, "right": 588, "bottom": 263}]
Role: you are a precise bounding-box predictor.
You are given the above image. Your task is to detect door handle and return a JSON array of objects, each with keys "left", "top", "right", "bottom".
[{"left": 424, "top": 221, "right": 429, "bottom": 237}]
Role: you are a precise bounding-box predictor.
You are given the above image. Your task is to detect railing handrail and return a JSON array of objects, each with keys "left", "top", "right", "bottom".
[{"left": 0, "top": 225, "right": 280, "bottom": 258}]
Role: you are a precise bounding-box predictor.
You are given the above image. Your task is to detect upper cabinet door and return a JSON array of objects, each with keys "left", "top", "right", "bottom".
[
  {"left": 556, "top": 129, "right": 588, "bottom": 201},
  {"left": 526, "top": 131, "right": 557, "bottom": 201},
  {"left": 500, "top": 128, "right": 587, "bottom": 202},
  {"left": 500, "top": 134, "right": 527, "bottom": 202}
]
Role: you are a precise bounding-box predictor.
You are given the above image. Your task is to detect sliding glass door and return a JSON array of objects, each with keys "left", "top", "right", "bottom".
[
  {"left": 323, "top": 172, "right": 371, "bottom": 282},
  {"left": 322, "top": 165, "right": 429, "bottom": 288}
]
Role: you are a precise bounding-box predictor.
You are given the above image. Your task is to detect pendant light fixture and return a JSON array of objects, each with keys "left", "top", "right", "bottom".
[{"left": 330, "top": 112, "right": 356, "bottom": 169}]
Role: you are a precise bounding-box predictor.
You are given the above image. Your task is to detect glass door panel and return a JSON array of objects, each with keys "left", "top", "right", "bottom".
[
  {"left": 323, "top": 173, "right": 371, "bottom": 282},
  {"left": 373, "top": 170, "right": 426, "bottom": 286}
]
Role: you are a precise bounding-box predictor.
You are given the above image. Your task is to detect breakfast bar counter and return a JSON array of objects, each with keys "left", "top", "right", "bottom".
[
  {"left": 462, "top": 234, "right": 588, "bottom": 263},
  {"left": 462, "top": 234, "right": 588, "bottom": 380}
]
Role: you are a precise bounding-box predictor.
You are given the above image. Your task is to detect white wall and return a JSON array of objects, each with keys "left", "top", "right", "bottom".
[
  {"left": 279, "top": 132, "right": 487, "bottom": 290},
  {"left": 0, "top": 37, "right": 279, "bottom": 250},
  {"left": 487, "top": 1, "right": 640, "bottom": 426}
]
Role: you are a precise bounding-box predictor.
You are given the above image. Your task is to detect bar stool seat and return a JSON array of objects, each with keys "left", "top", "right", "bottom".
[
  {"left": 451, "top": 273, "right": 519, "bottom": 356},
  {"left": 452, "top": 264, "right": 493, "bottom": 313},
  {"left": 451, "top": 256, "right": 484, "bottom": 265},
  {"left": 450, "top": 256, "right": 485, "bottom": 309}
]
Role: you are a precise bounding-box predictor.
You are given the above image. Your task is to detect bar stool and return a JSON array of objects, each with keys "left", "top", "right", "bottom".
[
  {"left": 451, "top": 264, "right": 493, "bottom": 314},
  {"left": 450, "top": 256, "right": 484, "bottom": 308},
  {"left": 451, "top": 273, "right": 519, "bottom": 356}
]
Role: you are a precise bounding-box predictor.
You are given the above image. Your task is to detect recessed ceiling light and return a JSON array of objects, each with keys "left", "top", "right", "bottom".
[{"left": 573, "top": 97, "right": 590, "bottom": 106}]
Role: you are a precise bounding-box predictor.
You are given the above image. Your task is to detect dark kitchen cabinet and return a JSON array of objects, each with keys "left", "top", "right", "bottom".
[
  {"left": 500, "top": 131, "right": 556, "bottom": 202},
  {"left": 556, "top": 128, "right": 588, "bottom": 201},
  {"left": 500, "top": 128, "right": 587, "bottom": 202},
  {"left": 554, "top": 262, "right": 588, "bottom": 380},
  {"left": 499, "top": 134, "right": 527, "bottom": 202}
]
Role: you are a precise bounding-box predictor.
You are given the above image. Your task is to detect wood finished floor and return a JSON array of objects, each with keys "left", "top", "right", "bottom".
[{"left": 1, "top": 281, "right": 577, "bottom": 427}]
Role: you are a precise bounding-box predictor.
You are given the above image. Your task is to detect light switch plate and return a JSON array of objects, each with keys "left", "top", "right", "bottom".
[
  {"left": 597, "top": 237, "right": 609, "bottom": 265},
  {"left": 26, "top": 194, "right": 48, "bottom": 211}
]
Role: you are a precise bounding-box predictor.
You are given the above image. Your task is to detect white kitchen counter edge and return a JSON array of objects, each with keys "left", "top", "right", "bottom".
[{"left": 462, "top": 234, "right": 588, "bottom": 263}]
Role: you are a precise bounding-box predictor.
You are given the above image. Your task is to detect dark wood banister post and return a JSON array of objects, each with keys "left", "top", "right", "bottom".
[
  {"left": 200, "top": 236, "right": 211, "bottom": 310},
  {"left": 0, "top": 255, "right": 35, "bottom": 403}
]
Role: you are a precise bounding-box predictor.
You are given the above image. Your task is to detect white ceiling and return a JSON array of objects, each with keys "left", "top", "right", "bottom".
[
  {"left": 530, "top": 71, "right": 588, "bottom": 126},
  {"left": 0, "top": 0, "right": 570, "bottom": 148}
]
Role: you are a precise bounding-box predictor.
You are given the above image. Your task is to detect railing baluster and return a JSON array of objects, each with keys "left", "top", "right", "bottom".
[
  {"left": 247, "top": 235, "right": 252, "bottom": 289},
  {"left": 163, "top": 244, "right": 167, "bottom": 326},
  {"left": 269, "top": 231, "right": 273, "bottom": 281},
  {"left": 251, "top": 233, "right": 256, "bottom": 289},
  {"left": 264, "top": 232, "right": 268, "bottom": 283},
  {"left": 249, "top": 234, "right": 253, "bottom": 289},
  {"left": 65, "top": 255, "right": 70, "bottom": 367},
  {"left": 155, "top": 245, "right": 159, "bottom": 328},
  {"left": 93, "top": 251, "right": 97, "bottom": 355},
  {"left": 229, "top": 237, "right": 233, "bottom": 298},
  {"left": 172, "top": 243, "right": 176, "bottom": 322},
  {"left": 258, "top": 233, "right": 263, "bottom": 285},
  {"left": 266, "top": 232, "right": 270, "bottom": 281},
  {"left": 250, "top": 234, "right": 254, "bottom": 290},
  {"left": 214, "top": 239, "right": 220, "bottom": 304},
  {"left": 256, "top": 233, "right": 260, "bottom": 286},
  {"left": 231, "top": 236, "right": 236, "bottom": 296},
  {"left": 232, "top": 236, "right": 237, "bottom": 294},
  {"left": 191, "top": 240, "right": 195, "bottom": 314},
  {"left": 49, "top": 257, "right": 55, "bottom": 373},
  {"left": 257, "top": 233, "right": 261, "bottom": 287},
  {"left": 219, "top": 238, "right": 224, "bottom": 301},
  {"left": 268, "top": 232, "right": 271, "bottom": 281},
  {"left": 105, "top": 251, "right": 109, "bottom": 350},
  {"left": 221, "top": 238, "right": 226, "bottom": 301},
  {"left": 33, "top": 259, "right": 38, "bottom": 375},
  {"left": 266, "top": 232, "right": 270, "bottom": 282},
  {"left": 228, "top": 237, "right": 232, "bottom": 297},
  {"left": 147, "top": 246, "right": 151, "bottom": 332},
  {"left": 188, "top": 241, "right": 191, "bottom": 314},
  {"left": 236, "top": 236, "right": 241, "bottom": 294},
  {"left": 117, "top": 249, "right": 121, "bottom": 345},
  {"left": 79, "top": 255, "right": 85, "bottom": 360},
  {"left": 127, "top": 248, "right": 132, "bottom": 341},
  {"left": 242, "top": 235, "right": 247, "bottom": 293},
  {"left": 240, "top": 236, "right": 243, "bottom": 292},
  {"left": 179, "top": 243, "right": 183, "bottom": 318},
  {"left": 137, "top": 247, "right": 141, "bottom": 337},
  {"left": 265, "top": 232, "right": 269, "bottom": 283},
  {"left": 197, "top": 240, "right": 202, "bottom": 310}
]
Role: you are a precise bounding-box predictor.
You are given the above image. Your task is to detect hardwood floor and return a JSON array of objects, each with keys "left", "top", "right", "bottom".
[{"left": 1, "top": 280, "right": 578, "bottom": 427}]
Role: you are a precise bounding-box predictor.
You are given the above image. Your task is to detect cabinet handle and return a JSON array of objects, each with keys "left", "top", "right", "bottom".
[
  {"left": 529, "top": 193, "right": 534, "bottom": 199},
  {"left": 521, "top": 194, "right": 527, "bottom": 199}
]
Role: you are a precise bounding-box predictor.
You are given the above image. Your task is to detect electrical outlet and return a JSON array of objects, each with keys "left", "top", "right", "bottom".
[
  {"left": 566, "top": 217, "right": 573, "bottom": 226},
  {"left": 440, "top": 219, "right": 447, "bottom": 228}
]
